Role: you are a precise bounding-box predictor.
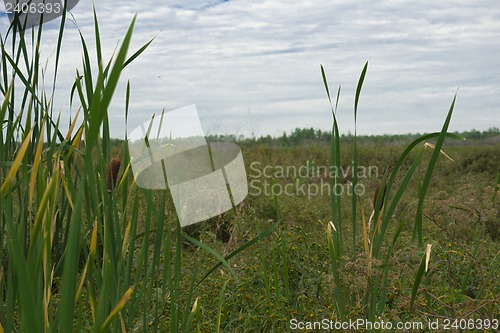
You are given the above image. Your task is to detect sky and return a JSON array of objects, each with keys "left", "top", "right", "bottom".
[{"left": 1, "top": 0, "right": 499, "bottom": 138}]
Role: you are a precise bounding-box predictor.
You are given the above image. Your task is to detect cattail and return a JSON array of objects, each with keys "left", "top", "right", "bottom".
[
  {"left": 106, "top": 158, "right": 121, "bottom": 193},
  {"left": 373, "top": 182, "right": 386, "bottom": 210}
]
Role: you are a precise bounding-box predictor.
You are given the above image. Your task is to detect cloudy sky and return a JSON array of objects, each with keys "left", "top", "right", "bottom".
[{"left": 1, "top": 0, "right": 499, "bottom": 138}]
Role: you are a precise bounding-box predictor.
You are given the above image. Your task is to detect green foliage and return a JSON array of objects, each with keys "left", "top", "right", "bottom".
[
  {"left": 211, "top": 127, "right": 500, "bottom": 148},
  {"left": 318, "top": 64, "right": 498, "bottom": 329}
]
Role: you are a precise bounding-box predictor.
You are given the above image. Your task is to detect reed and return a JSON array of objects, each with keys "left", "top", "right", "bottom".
[
  {"left": 0, "top": 7, "right": 281, "bottom": 331},
  {"left": 105, "top": 158, "right": 121, "bottom": 193},
  {"left": 321, "top": 63, "right": 464, "bottom": 321}
]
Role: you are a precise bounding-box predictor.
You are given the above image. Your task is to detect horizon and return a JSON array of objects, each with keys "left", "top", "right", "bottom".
[{"left": 101, "top": 126, "right": 500, "bottom": 141}]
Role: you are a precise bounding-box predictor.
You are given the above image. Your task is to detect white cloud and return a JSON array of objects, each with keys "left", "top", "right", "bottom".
[{"left": 1, "top": 0, "right": 498, "bottom": 137}]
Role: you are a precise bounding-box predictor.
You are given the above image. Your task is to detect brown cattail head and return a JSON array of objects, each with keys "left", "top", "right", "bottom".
[
  {"left": 373, "top": 182, "right": 387, "bottom": 210},
  {"left": 106, "top": 158, "right": 121, "bottom": 193}
]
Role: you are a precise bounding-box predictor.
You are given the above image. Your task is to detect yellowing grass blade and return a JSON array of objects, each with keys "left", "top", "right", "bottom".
[
  {"left": 1, "top": 125, "right": 35, "bottom": 196},
  {"left": 328, "top": 221, "right": 337, "bottom": 233},
  {"left": 373, "top": 207, "right": 384, "bottom": 235},
  {"left": 72, "top": 126, "right": 84, "bottom": 152},
  {"left": 28, "top": 175, "right": 57, "bottom": 257},
  {"left": 191, "top": 296, "right": 199, "bottom": 313},
  {"left": 62, "top": 178, "right": 75, "bottom": 209},
  {"left": 117, "top": 160, "right": 132, "bottom": 194},
  {"left": 66, "top": 107, "right": 81, "bottom": 140},
  {"left": 90, "top": 219, "right": 98, "bottom": 255},
  {"left": 357, "top": 195, "right": 370, "bottom": 256},
  {"left": 423, "top": 142, "right": 454, "bottom": 161},
  {"left": 121, "top": 218, "right": 132, "bottom": 259},
  {"left": 410, "top": 246, "right": 429, "bottom": 310},
  {"left": 29, "top": 119, "right": 45, "bottom": 211},
  {"left": 0, "top": 81, "right": 13, "bottom": 122},
  {"left": 101, "top": 287, "right": 134, "bottom": 332},
  {"left": 425, "top": 244, "right": 432, "bottom": 272},
  {"left": 120, "top": 314, "right": 127, "bottom": 333},
  {"left": 87, "top": 281, "right": 97, "bottom": 322},
  {"left": 75, "top": 220, "right": 98, "bottom": 306},
  {"left": 43, "top": 267, "right": 55, "bottom": 330}
]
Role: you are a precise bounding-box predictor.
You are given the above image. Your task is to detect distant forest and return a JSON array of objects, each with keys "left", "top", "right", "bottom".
[
  {"left": 205, "top": 127, "right": 500, "bottom": 147},
  {"left": 108, "top": 127, "right": 499, "bottom": 147}
]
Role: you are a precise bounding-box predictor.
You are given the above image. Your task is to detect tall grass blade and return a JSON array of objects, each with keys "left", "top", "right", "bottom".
[
  {"left": 195, "top": 220, "right": 279, "bottom": 288},
  {"left": 56, "top": 185, "right": 84, "bottom": 331},
  {"left": 123, "top": 36, "right": 156, "bottom": 69},
  {"left": 216, "top": 279, "right": 230, "bottom": 333},
  {"left": 373, "top": 148, "right": 425, "bottom": 256},
  {"left": 183, "top": 297, "right": 199, "bottom": 333},
  {"left": 0, "top": 82, "right": 12, "bottom": 125},
  {"left": 93, "top": 5, "right": 103, "bottom": 74},
  {"left": 1, "top": 125, "right": 34, "bottom": 196},
  {"left": 183, "top": 234, "right": 237, "bottom": 278},
  {"left": 28, "top": 118, "right": 45, "bottom": 211},
  {"left": 374, "top": 132, "right": 463, "bottom": 256},
  {"left": 415, "top": 95, "right": 457, "bottom": 246},
  {"left": 354, "top": 61, "right": 368, "bottom": 121},
  {"left": 352, "top": 61, "right": 368, "bottom": 248},
  {"left": 4, "top": 195, "right": 40, "bottom": 333},
  {"left": 101, "top": 287, "right": 134, "bottom": 332},
  {"left": 410, "top": 246, "right": 429, "bottom": 311},
  {"left": 321, "top": 64, "right": 343, "bottom": 253},
  {"left": 326, "top": 221, "right": 345, "bottom": 317},
  {"left": 52, "top": 0, "right": 70, "bottom": 91}
]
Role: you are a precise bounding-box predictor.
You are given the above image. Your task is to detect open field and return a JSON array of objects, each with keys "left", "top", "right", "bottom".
[
  {"left": 182, "top": 138, "right": 500, "bottom": 331},
  {"left": 1, "top": 10, "right": 499, "bottom": 333},
  {"left": 4, "top": 124, "right": 500, "bottom": 332}
]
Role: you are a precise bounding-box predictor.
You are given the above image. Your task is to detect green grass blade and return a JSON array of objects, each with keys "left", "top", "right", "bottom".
[
  {"left": 321, "top": 65, "right": 342, "bottom": 253},
  {"left": 374, "top": 148, "right": 425, "bottom": 255},
  {"left": 352, "top": 61, "right": 368, "bottom": 249},
  {"left": 4, "top": 200, "right": 40, "bottom": 333},
  {"left": 123, "top": 36, "right": 156, "bottom": 69},
  {"left": 57, "top": 181, "right": 84, "bottom": 332},
  {"left": 195, "top": 220, "right": 279, "bottom": 288},
  {"left": 78, "top": 31, "right": 94, "bottom": 103},
  {"left": 326, "top": 222, "right": 345, "bottom": 317},
  {"left": 93, "top": 6, "right": 103, "bottom": 74},
  {"left": 183, "top": 233, "right": 237, "bottom": 278},
  {"left": 216, "top": 279, "right": 230, "bottom": 333},
  {"left": 1, "top": 125, "right": 34, "bottom": 196},
  {"left": 354, "top": 61, "right": 368, "bottom": 122},
  {"left": 415, "top": 95, "right": 457, "bottom": 246},
  {"left": 52, "top": 0, "right": 69, "bottom": 91},
  {"left": 410, "top": 248, "right": 428, "bottom": 311},
  {"left": 86, "top": 15, "right": 136, "bottom": 146}
]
